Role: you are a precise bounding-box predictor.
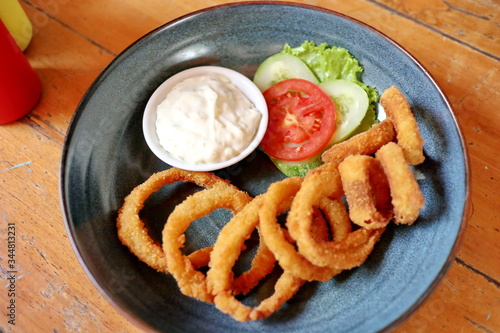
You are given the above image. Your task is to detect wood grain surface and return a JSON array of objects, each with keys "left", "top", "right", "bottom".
[{"left": 0, "top": 0, "right": 498, "bottom": 332}]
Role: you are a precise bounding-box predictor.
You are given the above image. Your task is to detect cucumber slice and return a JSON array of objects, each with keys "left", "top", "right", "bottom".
[
  {"left": 268, "top": 154, "right": 322, "bottom": 177},
  {"left": 253, "top": 53, "right": 319, "bottom": 92},
  {"left": 320, "top": 79, "right": 369, "bottom": 144}
]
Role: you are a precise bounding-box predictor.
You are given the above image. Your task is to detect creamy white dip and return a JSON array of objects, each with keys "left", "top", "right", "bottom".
[{"left": 155, "top": 73, "right": 262, "bottom": 164}]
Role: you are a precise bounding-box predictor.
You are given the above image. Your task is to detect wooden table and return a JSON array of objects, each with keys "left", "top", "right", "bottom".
[{"left": 1, "top": 0, "right": 498, "bottom": 332}]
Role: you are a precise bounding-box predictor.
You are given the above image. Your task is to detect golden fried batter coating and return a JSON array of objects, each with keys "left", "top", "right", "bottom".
[
  {"left": 338, "top": 155, "right": 393, "bottom": 229},
  {"left": 116, "top": 168, "right": 231, "bottom": 272},
  {"left": 321, "top": 120, "right": 395, "bottom": 165},
  {"left": 375, "top": 142, "right": 425, "bottom": 225},
  {"left": 380, "top": 86, "right": 425, "bottom": 165}
]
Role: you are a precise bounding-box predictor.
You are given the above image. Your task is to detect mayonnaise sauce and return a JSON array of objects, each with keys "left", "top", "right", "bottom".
[{"left": 155, "top": 73, "right": 262, "bottom": 164}]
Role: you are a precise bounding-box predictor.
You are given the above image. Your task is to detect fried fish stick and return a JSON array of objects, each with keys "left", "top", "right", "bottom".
[
  {"left": 338, "top": 155, "right": 393, "bottom": 229},
  {"left": 321, "top": 119, "right": 395, "bottom": 164},
  {"left": 380, "top": 86, "right": 425, "bottom": 165},
  {"left": 375, "top": 142, "right": 424, "bottom": 225}
]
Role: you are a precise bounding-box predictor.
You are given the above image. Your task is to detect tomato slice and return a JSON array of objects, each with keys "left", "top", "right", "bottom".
[{"left": 261, "top": 78, "right": 336, "bottom": 161}]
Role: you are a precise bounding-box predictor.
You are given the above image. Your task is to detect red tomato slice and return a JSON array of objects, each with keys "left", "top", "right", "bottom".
[{"left": 261, "top": 78, "right": 336, "bottom": 161}]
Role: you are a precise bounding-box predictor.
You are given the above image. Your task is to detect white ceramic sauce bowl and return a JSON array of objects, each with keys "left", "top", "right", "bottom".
[{"left": 143, "top": 66, "right": 268, "bottom": 171}]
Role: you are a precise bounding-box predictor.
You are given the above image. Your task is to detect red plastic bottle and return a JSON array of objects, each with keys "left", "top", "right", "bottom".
[{"left": 0, "top": 19, "right": 41, "bottom": 124}]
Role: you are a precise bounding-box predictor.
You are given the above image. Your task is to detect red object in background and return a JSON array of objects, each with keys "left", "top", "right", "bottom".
[{"left": 0, "top": 19, "right": 41, "bottom": 124}]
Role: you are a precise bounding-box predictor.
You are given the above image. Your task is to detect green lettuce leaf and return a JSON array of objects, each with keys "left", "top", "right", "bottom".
[{"left": 281, "top": 41, "right": 379, "bottom": 107}]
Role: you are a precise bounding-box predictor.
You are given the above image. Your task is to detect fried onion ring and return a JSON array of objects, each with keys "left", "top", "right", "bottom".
[
  {"left": 375, "top": 142, "right": 425, "bottom": 225},
  {"left": 321, "top": 119, "right": 395, "bottom": 164},
  {"left": 315, "top": 197, "right": 353, "bottom": 241},
  {"left": 248, "top": 271, "right": 305, "bottom": 321},
  {"left": 162, "top": 185, "right": 252, "bottom": 303},
  {"left": 230, "top": 227, "right": 276, "bottom": 296},
  {"left": 207, "top": 195, "right": 303, "bottom": 322},
  {"left": 212, "top": 271, "right": 305, "bottom": 322},
  {"left": 207, "top": 195, "right": 276, "bottom": 297},
  {"left": 338, "top": 155, "right": 393, "bottom": 229},
  {"left": 185, "top": 245, "right": 213, "bottom": 270},
  {"left": 116, "top": 168, "right": 231, "bottom": 272},
  {"left": 287, "top": 164, "right": 385, "bottom": 269},
  {"left": 310, "top": 202, "right": 337, "bottom": 242},
  {"left": 258, "top": 176, "right": 342, "bottom": 281},
  {"left": 380, "top": 86, "right": 425, "bottom": 165}
]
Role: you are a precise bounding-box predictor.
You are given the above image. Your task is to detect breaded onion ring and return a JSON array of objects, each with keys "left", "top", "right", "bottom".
[
  {"left": 375, "top": 142, "right": 425, "bottom": 225},
  {"left": 287, "top": 164, "right": 385, "bottom": 269},
  {"left": 207, "top": 195, "right": 276, "bottom": 297},
  {"left": 315, "top": 197, "right": 353, "bottom": 241},
  {"left": 248, "top": 271, "right": 305, "bottom": 321},
  {"left": 380, "top": 86, "right": 425, "bottom": 165},
  {"left": 187, "top": 246, "right": 214, "bottom": 270},
  {"left": 207, "top": 195, "right": 302, "bottom": 322},
  {"left": 321, "top": 119, "right": 395, "bottom": 164},
  {"left": 212, "top": 271, "right": 305, "bottom": 322},
  {"left": 338, "top": 155, "right": 393, "bottom": 229},
  {"left": 213, "top": 271, "right": 305, "bottom": 322},
  {"left": 229, "top": 227, "right": 276, "bottom": 296},
  {"left": 310, "top": 202, "right": 338, "bottom": 242},
  {"left": 162, "top": 186, "right": 252, "bottom": 303},
  {"left": 258, "top": 176, "right": 341, "bottom": 282},
  {"left": 116, "top": 168, "right": 231, "bottom": 272}
]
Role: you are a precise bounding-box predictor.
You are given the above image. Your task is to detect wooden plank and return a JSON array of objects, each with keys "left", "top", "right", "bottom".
[
  {"left": 23, "top": 0, "right": 191, "bottom": 55},
  {"left": 371, "top": 0, "right": 499, "bottom": 59},
  {"left": 0, "top": 127, "right": 140, "bottom": 332},
  {"left": 397, "top": 260, "right": 500, "bottom": 332},
  {"left": 18, "top": 3, "right": 116, "bottom": 144}
]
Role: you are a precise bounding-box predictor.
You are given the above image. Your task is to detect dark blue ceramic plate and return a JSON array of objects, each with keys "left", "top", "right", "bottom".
[{"left": 60, "top": 2, "right": 469, "bottom": 332}]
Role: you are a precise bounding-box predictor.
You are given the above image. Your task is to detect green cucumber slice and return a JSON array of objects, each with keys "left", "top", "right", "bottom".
[
  {"left": 320, "top": 79, "right": 369, "bottom": 144},
  {"left": 253, "top": 53, "right": 319, "bottom": 92}
]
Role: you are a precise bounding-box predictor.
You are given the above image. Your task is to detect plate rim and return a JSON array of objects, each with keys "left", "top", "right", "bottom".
[{"left": 59, "top": 1, "right": 471, "bottom": 332}]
